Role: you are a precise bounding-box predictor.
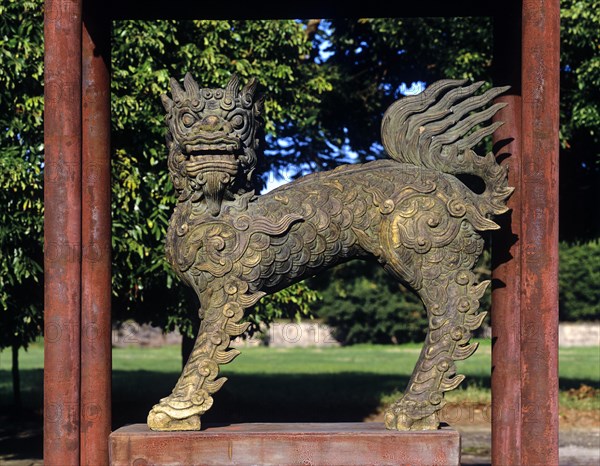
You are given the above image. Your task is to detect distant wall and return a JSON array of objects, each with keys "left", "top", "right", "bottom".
[
  {"left": 558, "top": 322, "right": 600, "bottom": 347},
  {"left": 112, "top": 320, "right": 600, "bottom": 348},
  {"left": 112, "top": 321, "right": 182, "bottom": 348},
  {"left": 259, "top": 321, "right": 340, "bottom": 348},
  {"left": 111, "top": 320, "right": 339, "bottom": 348}
]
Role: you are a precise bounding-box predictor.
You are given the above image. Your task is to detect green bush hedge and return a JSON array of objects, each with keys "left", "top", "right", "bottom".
[
  {"left": 559, "top": 240, "right": 600, "bottom": 321},
  {"left": 308, "top": 239, "right": 599, "bottom": 346},
  {"left": 309, "top": 259, "right": 429, "bottom": 345}
]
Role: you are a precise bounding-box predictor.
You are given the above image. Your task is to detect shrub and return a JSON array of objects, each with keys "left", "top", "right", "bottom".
[
  {"left": 309, "top": 259, "right": 429, "bottom": 345},
  {"left": 559, "top": 240, "right": 600, "bottom": 321}
]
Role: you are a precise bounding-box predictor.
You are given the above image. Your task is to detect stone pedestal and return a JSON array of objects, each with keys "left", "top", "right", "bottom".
[{"left": 109, "top": 422, "right": 460, "bottom": 465}]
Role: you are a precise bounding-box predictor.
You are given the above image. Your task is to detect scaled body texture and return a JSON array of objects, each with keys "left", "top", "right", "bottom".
[{"left": 147, "top": 74, "right": 512, "bottom": 431}]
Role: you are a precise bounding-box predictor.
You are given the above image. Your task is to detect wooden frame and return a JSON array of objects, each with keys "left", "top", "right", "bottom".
[{"left": 43, "top": 1, "right": 559, "bottom": 464}]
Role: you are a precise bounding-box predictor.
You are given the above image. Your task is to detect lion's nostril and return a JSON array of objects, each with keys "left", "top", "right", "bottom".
[{"left": 200, "top": 115, "right": 221, "bottom": 129}]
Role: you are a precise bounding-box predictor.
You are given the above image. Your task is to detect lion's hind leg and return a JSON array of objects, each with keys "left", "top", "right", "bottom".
[{"left": 383, "top": 224, "right": 488, "bottom": 431}]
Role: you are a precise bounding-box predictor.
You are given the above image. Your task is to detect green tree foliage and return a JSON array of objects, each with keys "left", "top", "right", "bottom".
[
  {"left": 559, "top": 0, "right": 600, "bottom": 240},
  {"left": 561, "top": 0, "right": 600, "bottom": 153},
  {"left": 0, "top": 0, "right": 44, "bottom": 406},
  {"left": 311, "top": 253, "right": 492, "bottom": 345},
  {"left": 1, "top": 0, "right": 599, "bottom": 367},
  {"left": 309, "top": 259, "right": 429, "bottom": 345},
  {"left": 313, "top": 17, "right": 494, "bottom": 163},
  {"left": 110, "top": 19, "right": 332, "bottom": 333},
  {"left": 0, "top": 1, "right": 44, "bottom": 350},
  {"left": 248, "top": 282, "right": 321, "bottom": 336},
  {"left": 559, "top": 240, "right": 600, "bottom": 321}
]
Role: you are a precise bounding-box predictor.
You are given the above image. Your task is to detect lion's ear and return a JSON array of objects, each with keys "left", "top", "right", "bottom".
[
  {"left": 241, "top": 77, "right": 258, "bottom": 100},
  {"left": 161, "top": 94, "right": 174, "bottom": 112},
  {"left": 226, "top": 74, "right": 241, "bottom": 96},
  {"left": 170, "top": 77, "right": 185, "bottom": 103},
  {"left": 254, "top": 94, "right": 265, "bottom": 115},
  {"left": 183, "top": 72, "right": 200, "bottom": 97}
]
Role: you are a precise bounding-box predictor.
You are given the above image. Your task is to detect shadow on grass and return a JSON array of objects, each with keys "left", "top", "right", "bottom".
[
  {"left": 112, "top": 370, "right": 411, "bottom": 428},
  {"left": 0, "top": 407, "right": 43, "bottom": 462},
  {"left": 0, "top": 369, "right": 44, "bottom": 462},
  {"left": 1, "top": 367, "right": 598, "bottom": 461},
  {"left": 109, "top": 369, "right": 600, "bottom": 428}
]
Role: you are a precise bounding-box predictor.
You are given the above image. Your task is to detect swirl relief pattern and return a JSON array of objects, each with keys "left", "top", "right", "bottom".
[{"left": 147, "top": 74, "right": 512, "bottom": 432}]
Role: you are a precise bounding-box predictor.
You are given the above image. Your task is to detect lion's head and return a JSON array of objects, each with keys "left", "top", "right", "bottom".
[{"left": 162, "top": 73, "right": 263, "bottom": 216}]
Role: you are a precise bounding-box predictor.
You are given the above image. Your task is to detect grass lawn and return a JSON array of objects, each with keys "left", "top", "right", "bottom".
[{"left": 1, "top": 339, "right": 598, "bottom": 427}]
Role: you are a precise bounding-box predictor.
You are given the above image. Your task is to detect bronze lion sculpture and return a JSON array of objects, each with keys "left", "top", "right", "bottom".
[{"left": 147, "top": 73, "right": 512, "bottom": 431}]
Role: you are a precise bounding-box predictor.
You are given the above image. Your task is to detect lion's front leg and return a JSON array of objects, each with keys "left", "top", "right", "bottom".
[
  {"left": 148, "top": 282, "right": 260, "bottom": 431},
  {"left": 147, "top": 317, "right": 224, "bottom": 431}
]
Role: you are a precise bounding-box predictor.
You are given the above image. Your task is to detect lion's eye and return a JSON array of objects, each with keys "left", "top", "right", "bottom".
[
  {"left": 231, "top": 115, "right": 244, "bottom": 128},
  {"left": 181, "top": 113, "right": 196, "bottom": 127}
]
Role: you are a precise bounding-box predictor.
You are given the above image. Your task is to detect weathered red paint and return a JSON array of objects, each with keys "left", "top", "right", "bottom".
[
  {"left": 491, "top": 94, "right": 523, "bottom": 465},
  {"left": 109, "top": 423, "right": 461, "bottom": 466},
  {"left": 492, "top": 1, "right": 560, "bottom": 463},
  {"left": 41, "top": 1, "right": 561, "bottom": 463},
  {"left": 491, "top": 4, "right": 523, "bottom": 464},
  {"left": 520, "top": 0, "right": 560, "bottom": 463},
  {"left": 43, "top": 1, "right": 83, "bottom": 464},
  {"left": 81, "top": 3, "right": 112, "bottom": 465}
]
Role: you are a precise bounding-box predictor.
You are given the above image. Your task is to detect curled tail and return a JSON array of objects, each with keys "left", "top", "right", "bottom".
[{"left": 381, "top": 80, "right": 514, "bottom": 223}]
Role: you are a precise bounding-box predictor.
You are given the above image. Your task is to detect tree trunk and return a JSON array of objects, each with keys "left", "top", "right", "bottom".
[{"left": 12, "top": 342, "right": 21, "bottom": 409}]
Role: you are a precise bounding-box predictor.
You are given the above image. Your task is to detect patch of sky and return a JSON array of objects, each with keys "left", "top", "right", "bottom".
[
  {"left": 396, "top": 81, "right": 427, "bottom": 97},
  {"left": 262, "top": 128, "right": 360, "bottom": 193},
  {"left": 379, "top": 81, "right": 427, "bottom": 99},
  {"left": 313, "top": 19, "right": 334, "bottom": 64},
  {"left": 263, "top": 20, "right": 427, "bottom": 193},
  {"left": 368, "top": 141, "right": 385, "bottom": 161},
  {"left": 263, "top": 163, "right": 312, "bottom": 192},
  {"left": 354, "top": 41, "right": 369, "bottom": 55}
]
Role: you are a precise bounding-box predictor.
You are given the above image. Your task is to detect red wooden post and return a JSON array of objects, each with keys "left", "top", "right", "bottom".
[
  {"left": 491, "top": 99, "right": 523, "bottom": 464},
  {"left": 520, "top": 0, "right": 560, "bottom": 463},
  {"left": 492, "top": 0, "right": 560, "bottom": 464},
  {"left": 81, "top": 2, "right": 112, "bottom": 465},
  {"left": 43, "top": 1, "right": 83, "bottom": 464},
  {"left": 491, "top": 2, "right": 523, "bottom": 464},
  {"left": 41, "top": 2, "right": 561, "bottom": 463}
]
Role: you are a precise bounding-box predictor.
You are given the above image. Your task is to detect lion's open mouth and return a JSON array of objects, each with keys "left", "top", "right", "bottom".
[
  {"left": 185, "top": 153, "right": 239, "bottom": 178},
  {"left": 181, "top": 132, "right": 242, "bottom": 156},
  {"left": 184, "top": 141, "right": 241, "bottom": 154}
]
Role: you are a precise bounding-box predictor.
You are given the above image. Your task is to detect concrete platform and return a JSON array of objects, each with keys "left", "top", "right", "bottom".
[{"left": 109, "top": 422, "right": 461, "bottom": 465}]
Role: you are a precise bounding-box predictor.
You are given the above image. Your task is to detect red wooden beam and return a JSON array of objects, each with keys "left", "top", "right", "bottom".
[
  {"left": 43, "top": 1, "right": 83, "bottom": 464},
  {"left": 492, "top": 0, "right": 560, "bottom": 463},
  {"left": 105, "top": 0, "right": 496, "bottom": 20},
  {"left": 81, "top": 2, "right": 112, "bottom": 465},
  {"left": 41, "top": 1, "right": 561, "bottom": 464},
  {"left": 491, "top": 98, "right": 523, "bottom": 464},
  {"left": 520, "top": 0, "right": 560, "bottom": 463},
  {"left": 491, "top": 2, "right": 523, "bottom": 464}
]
